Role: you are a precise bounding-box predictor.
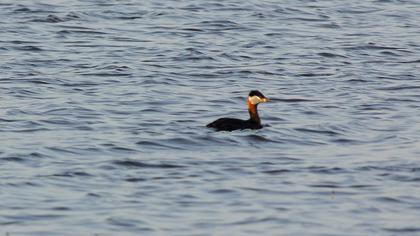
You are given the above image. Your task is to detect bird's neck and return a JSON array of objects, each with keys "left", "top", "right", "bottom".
[{"left": 248, "top": 101, "right": 260, "bottom": 124}]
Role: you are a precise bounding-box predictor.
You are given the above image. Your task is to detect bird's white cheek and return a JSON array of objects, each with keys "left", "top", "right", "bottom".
[{"left": 249, "top": 96, "right": 261, "bottom": 105}]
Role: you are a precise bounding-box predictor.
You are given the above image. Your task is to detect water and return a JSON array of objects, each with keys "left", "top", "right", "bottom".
[{"left": 1, "top": 0, "right": 420, "bottom": 235}]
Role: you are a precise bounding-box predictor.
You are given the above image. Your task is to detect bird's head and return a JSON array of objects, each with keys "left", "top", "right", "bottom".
[{"left": 248, "top": 90, "right": 269, "bottom": 105}]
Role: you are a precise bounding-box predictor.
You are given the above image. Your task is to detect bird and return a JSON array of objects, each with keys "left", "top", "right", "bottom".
[{"left": 207, "top": 90, "right": 269, "bottom": 131}]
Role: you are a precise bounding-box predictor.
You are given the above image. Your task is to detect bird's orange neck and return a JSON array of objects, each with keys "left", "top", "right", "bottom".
[{"left": 248, "top": 100, "right": 260, "bottom": 124}]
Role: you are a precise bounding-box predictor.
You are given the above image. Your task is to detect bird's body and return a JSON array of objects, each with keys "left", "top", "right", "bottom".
[
  {"left": 206, "top": 90, "right": 269, "bottom": 131},
  {"left": 206, "top": 118, "right": 262, "bottom": 132}
]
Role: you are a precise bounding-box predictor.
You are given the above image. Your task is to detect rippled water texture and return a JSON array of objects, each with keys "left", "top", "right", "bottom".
[{"left": 1, "top": 0, "right": 420, "bottom": 235}]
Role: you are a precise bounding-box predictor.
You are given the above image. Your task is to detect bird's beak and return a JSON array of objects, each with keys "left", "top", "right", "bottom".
[{"left": 261, "top": 98, "right": 269, "bottom": 103}]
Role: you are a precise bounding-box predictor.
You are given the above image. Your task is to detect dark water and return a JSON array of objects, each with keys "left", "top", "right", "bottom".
[{"left": 1, "top": 0, "right": 420, "bottom": 235}]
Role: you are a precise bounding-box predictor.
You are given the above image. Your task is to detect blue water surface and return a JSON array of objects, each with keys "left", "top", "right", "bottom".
[{"left": 1, "top": 0, "right": 420, "bottom": 235}]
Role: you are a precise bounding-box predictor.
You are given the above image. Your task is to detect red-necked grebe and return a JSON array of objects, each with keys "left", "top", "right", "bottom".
[{"left": 207, "top": 90, "right": 269, "bottom": 131}]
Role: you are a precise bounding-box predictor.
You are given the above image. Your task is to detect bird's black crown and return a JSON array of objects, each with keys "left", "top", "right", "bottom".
[{"left": 248, "top": 90, "right": 266, "bottom": 98}]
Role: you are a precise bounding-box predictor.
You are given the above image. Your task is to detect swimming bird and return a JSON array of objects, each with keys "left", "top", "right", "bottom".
[{"left": 207, "top": 90, "right": 269, "bottom": 131}]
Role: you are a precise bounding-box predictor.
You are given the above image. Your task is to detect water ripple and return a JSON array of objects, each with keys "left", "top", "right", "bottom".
[
  {"left": 1, "top": 0, "right": 420, "bottom": 235},
  {"left": 113, "top": 160, "right": 184, "bottom": 169}
]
